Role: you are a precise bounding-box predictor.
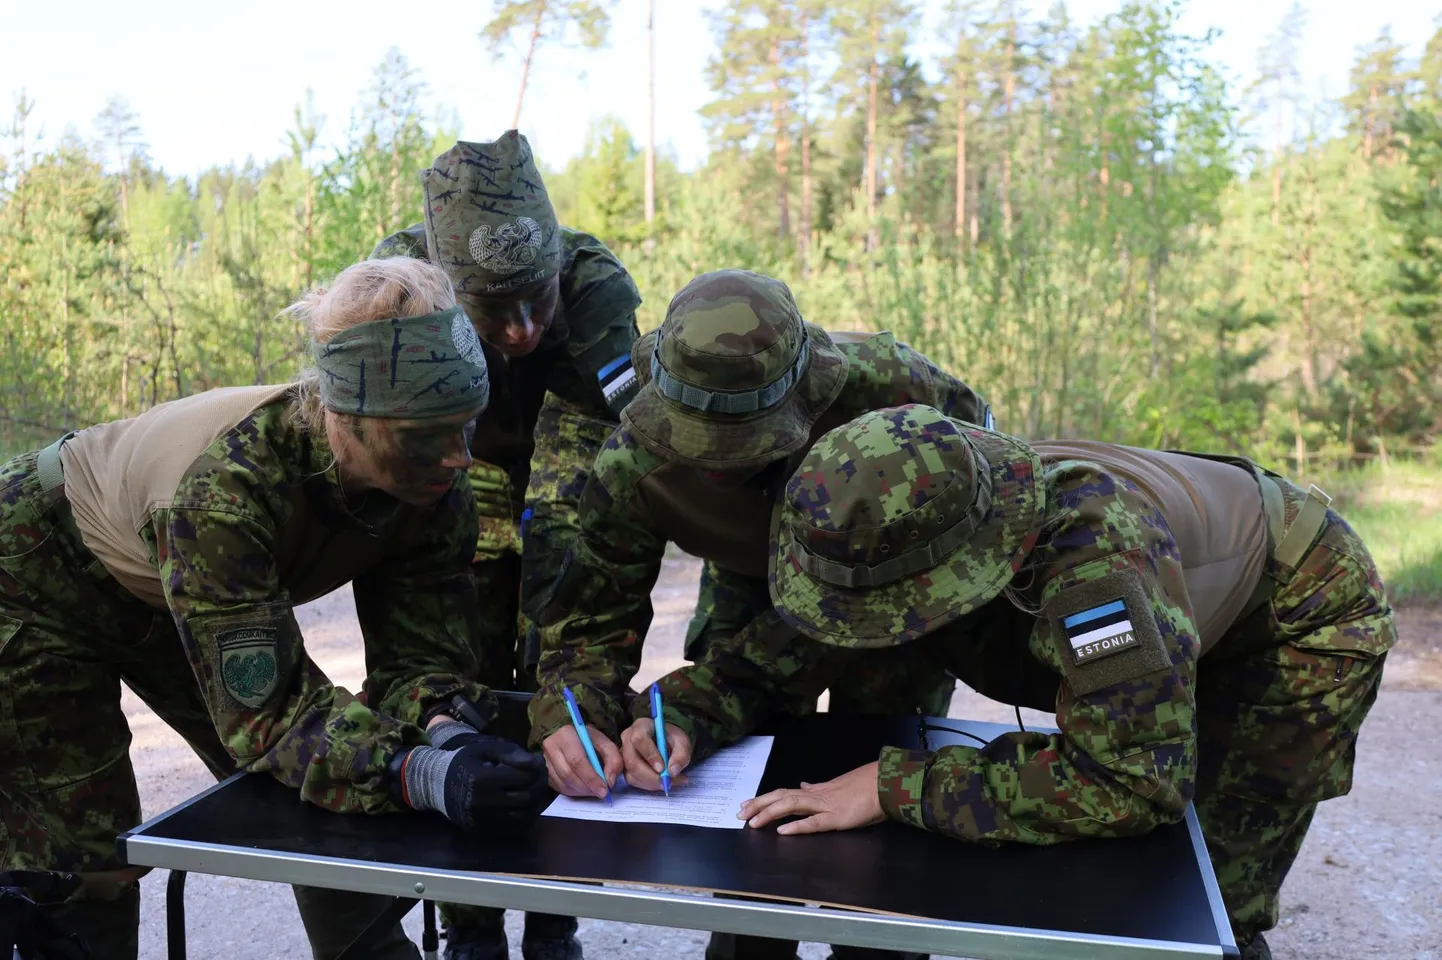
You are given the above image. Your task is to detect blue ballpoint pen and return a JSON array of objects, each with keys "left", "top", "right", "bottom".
[
  {"left": 562, "top": 687, "right": 612, "bottom": 804},
  {"left": 649, "top": 682, "right": 671, "bottom": 796}
]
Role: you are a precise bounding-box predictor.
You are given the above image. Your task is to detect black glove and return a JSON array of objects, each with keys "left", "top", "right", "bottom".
[
  {"left": 425, "top": 719, "right": 483, "bottom": 751},
  {"left": 392, "top": 735, "right": 550, "bottom": 834},
  {"left": 1, "top": 872, "right": 90, "bottom": 960}
]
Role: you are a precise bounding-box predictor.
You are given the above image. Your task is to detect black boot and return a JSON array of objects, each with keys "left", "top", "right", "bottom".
[
  {"left": 443, "top": 916, "right": 509, "bottom": 960},
  {"left": 1239, "top": 933, "right": 1272, "bottom": 960},
  {"left": 704, "top": 932, "right": 800, "bottom": 960},
  {"left": 520, "top": 913, "right": 582, "bottom": 960}
]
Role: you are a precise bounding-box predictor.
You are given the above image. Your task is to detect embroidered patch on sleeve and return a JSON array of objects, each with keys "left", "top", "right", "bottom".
[
  {"left": 597, "top": 353, "right": 638, "bottom": 411},
  {"left": 218, "top": 625, "right": 280, "bottom": 709},
  {"left": 1063, "top": 599, "right": 1137, "bottom": 665},
  {"left": 1043, "top": 566, "right": 1174, "bottom": 698},
  {"left": 195, "top": 604, "right": 296, "bottom": 714}
]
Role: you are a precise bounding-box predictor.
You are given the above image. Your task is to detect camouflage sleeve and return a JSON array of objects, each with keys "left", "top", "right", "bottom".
[
  {"left": 369, "top": 222, "right": 429, "bottom": 261},
  {"left": 632, "top": 609, "right": 841, "bottom": 762},
  {"left": 549, "top": 228, "right": 643, "bottom": 418},
  {"left": 528, "top": 431, "right": 666, "bottom": 746},
  {"left": 897, "top": 340, "right": 994, "bottom": 429},
  {"left": 156, "top": 505, "right": 425, "bottom": 815},
  {"left": 520, "top": 392, "right": 618, "bottom": 631},
  {"left": 352, "top": 481, "right": 498, "bottom": 729},
  {"left": 876, "top": 469, "right": 1198, "bottom": 844},
  {"left": 838, "top": 333, "right": 993, "bottom": 429}
]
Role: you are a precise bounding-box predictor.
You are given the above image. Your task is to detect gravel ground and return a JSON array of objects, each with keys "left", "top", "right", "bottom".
[{"left": 122, "top": 555, "right": 1442, "bottom": 959}]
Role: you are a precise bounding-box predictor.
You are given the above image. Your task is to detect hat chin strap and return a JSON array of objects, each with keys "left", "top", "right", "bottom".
[
  {"left": 650, "top": 327, "right": 811, "bottom": 415},
  {"left": 790, "top": 442, "right": 994, "bottom": 589}
]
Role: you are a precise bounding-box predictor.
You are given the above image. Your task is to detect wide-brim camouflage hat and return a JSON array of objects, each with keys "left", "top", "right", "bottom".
[
  {"left": 621, "top": 269, "right": 848, "bottom": 470},
  {"left": 771, "top": 404, "right": 1046, "bottom": 648}
]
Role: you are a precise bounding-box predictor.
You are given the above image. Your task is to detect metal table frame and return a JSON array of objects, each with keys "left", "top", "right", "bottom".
[{"left": 123, "top": 774, "right": 1238, "bottom": 960}]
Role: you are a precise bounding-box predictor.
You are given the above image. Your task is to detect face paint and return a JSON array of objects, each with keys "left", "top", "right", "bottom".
[
  {"left": 337, "top": 410, "right": 480, "bottom": 506},
  {"left": 460, "top": 276, "right": 560, "bottom": 358}
]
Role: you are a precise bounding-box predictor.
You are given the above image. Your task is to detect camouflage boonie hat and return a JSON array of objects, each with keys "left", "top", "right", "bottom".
[
  {"left": 421, "top": 132, "right": 561, "bottom": 296},
  {"left": 772, "top": 404, "right": 1046, "bottom": 648},
  {"left": 622, "top": 270, "right": 848, "bottom": 470}
]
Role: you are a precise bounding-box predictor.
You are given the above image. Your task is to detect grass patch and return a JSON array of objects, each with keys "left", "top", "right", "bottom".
[{"left": 1307, "top": 456, "right": 1442, "bottom": 604}]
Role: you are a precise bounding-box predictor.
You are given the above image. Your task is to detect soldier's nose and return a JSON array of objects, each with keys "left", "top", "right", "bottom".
[{"left": 506, "top": 317, "right": 536, "bottom": 344}]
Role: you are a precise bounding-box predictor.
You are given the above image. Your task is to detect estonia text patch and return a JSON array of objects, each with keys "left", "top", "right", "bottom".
[{"left": 1063, "top": 598, "right": 1138, "bottom": 665}]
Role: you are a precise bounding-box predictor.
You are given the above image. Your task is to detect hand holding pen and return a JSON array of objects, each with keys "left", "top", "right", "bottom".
[
  {"left": 542, "top": 687, "right": 623, "bottom": 801},
  {"left": 620, "top": 685, "right": 694, "bottom": 793}
]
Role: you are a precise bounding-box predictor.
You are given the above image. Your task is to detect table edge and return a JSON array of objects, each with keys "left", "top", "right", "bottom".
[{"left": 121, "top": 833, "right": 1223, "bottom": 960}]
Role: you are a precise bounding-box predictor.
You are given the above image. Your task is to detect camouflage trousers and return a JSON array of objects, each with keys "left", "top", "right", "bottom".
[
  {"left": 1194, "top": 481, "right": 1394, "bottom": 944},
  {"left": 0, "top": 451, "right": 418, "bottom": 960},
  {"left": 688, "top": 561, "right": 948, "bottom": 960}
]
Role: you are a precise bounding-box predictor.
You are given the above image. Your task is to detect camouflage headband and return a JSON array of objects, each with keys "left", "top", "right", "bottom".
[
  {"left": 650, "top": 324, "right": 812, "bottom": 415},
  {"left": 311, "top": 307, "right": 490, "bottom": 418}
]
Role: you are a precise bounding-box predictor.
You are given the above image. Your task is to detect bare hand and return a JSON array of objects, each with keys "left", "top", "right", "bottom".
[
  {"left": 738, "top": 761, "right": 885, "bottom": 836},
  {"left": 542, "top": 725, "right": 623, "bottom": 800},
  {"left": 620, "top": 718, "right": 693, "bottom": 792}
]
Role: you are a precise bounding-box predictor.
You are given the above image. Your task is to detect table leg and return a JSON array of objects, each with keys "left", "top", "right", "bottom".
[
  {"left": 334, "top": 896, "right": 418, "bottom": 960},
  {"left": 165, "top": 871, "right": 187, "bottom": 960},
  {"left": 421, "top": 901, "right": 438, "bottom": 960}
]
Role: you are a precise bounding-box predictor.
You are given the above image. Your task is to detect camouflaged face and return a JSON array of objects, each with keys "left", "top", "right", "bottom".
[
  {"left": 421, "top": 134, "right": 561, "bottom": 296},
  {"left": 773, "top": 405, "right": 1045, "bottom": 648},
  {"left": 621, "top": 270, "right": 849, "bottom": 469}
]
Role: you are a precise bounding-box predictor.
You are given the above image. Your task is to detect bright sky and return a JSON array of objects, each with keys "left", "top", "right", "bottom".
[{"left": 0, "top": 0, "right": 1436, "bottom": 179}]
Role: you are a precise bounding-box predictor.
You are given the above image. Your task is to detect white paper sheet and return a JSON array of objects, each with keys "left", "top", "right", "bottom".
[{"left": 541, "top": 735, "right": 775, "bottom": 829}]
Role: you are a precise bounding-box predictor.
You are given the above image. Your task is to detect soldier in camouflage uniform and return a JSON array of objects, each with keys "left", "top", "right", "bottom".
[
  {"left": 371, "top": 132, "right": 640, "bottom": 960},
  {"left": 622, "top": 405, "right": 1395, "bottom": 960},
  {"left": 0, "top": 258, "right": 551, "bottom": 960},
  {"left": 532, "top": 271, "right": 994, "bottom": 960}
]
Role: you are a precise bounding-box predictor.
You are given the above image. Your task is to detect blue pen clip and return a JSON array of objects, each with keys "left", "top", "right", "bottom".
[
  {"left": 649, "top": 682, "right": 671, "bottom": 796},
  {"left": 562, "top": 687, "right": 612, "bottom": 805}
]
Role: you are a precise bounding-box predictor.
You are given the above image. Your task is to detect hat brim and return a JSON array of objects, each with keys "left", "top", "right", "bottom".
[
  {"left": 620, "top": 322, "right": 848, "bottom": 471},
  {"left": 770, "top": 428, "right": 1045, "bottom": 649}
]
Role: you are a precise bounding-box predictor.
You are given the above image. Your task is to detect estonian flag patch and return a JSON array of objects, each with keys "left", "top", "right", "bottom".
[
  {"left": 598, "top": 353, "right": 638, "bottom": 407},
  {"left": 1062, "top": 599, "right": 1138, "bottom": 665}
]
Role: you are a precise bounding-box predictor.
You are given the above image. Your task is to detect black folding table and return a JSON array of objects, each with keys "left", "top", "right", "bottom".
[{"left": 118, "top": 712, "right": 1238, "bottom": 960}]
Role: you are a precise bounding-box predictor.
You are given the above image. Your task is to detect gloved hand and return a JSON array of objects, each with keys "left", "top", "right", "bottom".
[
  {"left": 390, "top": 735, "right": 550, "bottom": 834},
  {"left": 425, "top": 719, "right": 483, "bottom": 750}
]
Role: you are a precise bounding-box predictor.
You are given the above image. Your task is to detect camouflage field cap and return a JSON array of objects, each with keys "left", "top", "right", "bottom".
[
  {"left": 622, "top": 269, "right": 848, "bottom": 469},
  {"left": 420, "top": 132, "right": 562, "bottom": 296},
  {"left": 772, "top": 404, "right": 1046, "bottom": 647}
]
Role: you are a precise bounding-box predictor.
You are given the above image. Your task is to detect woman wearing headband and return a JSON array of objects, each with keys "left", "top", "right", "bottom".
[{"left": 0, "top": 257, "right": 548, "bottom": 960}]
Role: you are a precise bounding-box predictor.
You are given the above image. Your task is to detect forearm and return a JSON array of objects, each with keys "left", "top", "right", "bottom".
[
  {"left": 639, "top": 611, "right": 835, "bottom": 762},
  {"left": 244, "top": 678, "right": 426, "bottom": 814},
  {"left": 876, "top": 641, "right": 1196, "bottom": 845},
  {"left": 521, "top": 392, "right": 617, "bottom": 619},
  {"left": 531, "top": 529, "right": 663, "bottom": 743}
]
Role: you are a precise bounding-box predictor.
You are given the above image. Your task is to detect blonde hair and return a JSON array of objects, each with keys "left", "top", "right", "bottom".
[{"left": 289, "top": 257, "right": 459, "bottom": 432}]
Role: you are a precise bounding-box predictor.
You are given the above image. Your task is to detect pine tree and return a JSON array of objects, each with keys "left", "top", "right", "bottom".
[{"left": 480, "top": 1, "right": 614, "bottom": 129}]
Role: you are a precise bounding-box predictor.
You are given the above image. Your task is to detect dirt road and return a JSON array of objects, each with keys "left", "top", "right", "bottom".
[{"left": 122, "top": 556, "right": 1441, "bottom": 959}]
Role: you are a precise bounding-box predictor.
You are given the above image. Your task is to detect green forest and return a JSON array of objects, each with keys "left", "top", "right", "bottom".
[{"left": 2, "top": 0, "right": 1440, "bottom": 482}]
